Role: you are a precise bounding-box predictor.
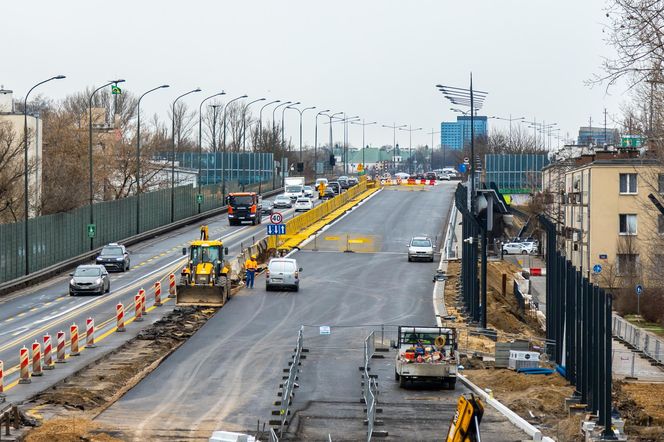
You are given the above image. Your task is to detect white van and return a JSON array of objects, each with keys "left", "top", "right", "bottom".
[{"left": 265, "top": 258, "right": 302, "bottom": 292}]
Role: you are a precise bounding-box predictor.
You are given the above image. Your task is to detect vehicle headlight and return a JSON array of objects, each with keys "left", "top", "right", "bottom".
[
  {"left": 95, "top": 278, "right": 102, "bottom": 285},
  {"left": 117, "top": 257, "right": 124, "bottom": 261},
  {"left": 70, "top": 278, "right": 76, "bottom": 285},
  {"left": 96, "top": 257, "right": 102, "bottom": 261}
]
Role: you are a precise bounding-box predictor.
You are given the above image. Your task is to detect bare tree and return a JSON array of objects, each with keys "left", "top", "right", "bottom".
[{"left": 0, "top": 122, "right": 34, "bottom": 222}]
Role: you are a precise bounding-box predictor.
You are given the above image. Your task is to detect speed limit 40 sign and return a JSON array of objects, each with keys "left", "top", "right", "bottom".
[{"left": 270, "top": 212, "right": 283, "bottom": 224}]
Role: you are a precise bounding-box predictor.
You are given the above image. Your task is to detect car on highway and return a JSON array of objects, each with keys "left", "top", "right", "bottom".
[
  {"left": 502, "top": 242, "right": 538, "bottom": 255},
  {"left": 425, "top": 172, "right": 437, "bottom": 181},
  {"left": 303, "top": 185, "right": 315, "bottom": 198},
  {"left": 69, "top": 265, "right": 110, "bottom": 296},
  {"left": 338, "top": 176, "right": 350, "bottom": 189},
  {"left": 348, "top": 176, "right": 359, "bottom": 186},
  {"left": 96, "top": 243, "right": 130, "bottom": 272},
  {"left": 321, "top": 187, "right": 336, "bottom": 199},
  {"left": 395, "top": 172, "right": 410, "bottom": 180},
  {"left": 437, "top": 172, "right": 451, "bottom": 181},
  {"left": 265, "top": 258, "right": 302, "bottom": 292},
  {"left": 328, "top": 181, "right": 341, "bottom": 195},
  {"left": 294, "top": 197, "right": 314, "bottom": 212},
  {"left": 407, "top": 236, "right": 435, "bottom": 262},
  {"left": 315, "top": 178, "right": 329, "bottom": 189},
  {"left": 261, "top": 200, "right": 274, "bottom": 215},
  {"left": 273, "top": 195, "right": 293, "bottom": 209}
]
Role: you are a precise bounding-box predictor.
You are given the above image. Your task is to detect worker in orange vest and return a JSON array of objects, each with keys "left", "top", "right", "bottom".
[{"left": 245, "top": 254, "right": 258, "bottom": 288}]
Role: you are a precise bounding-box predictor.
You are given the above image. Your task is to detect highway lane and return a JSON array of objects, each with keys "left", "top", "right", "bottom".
[
  {"left": 93, "top": 182, "right": 528, "bottom": 441},
  {"left": 0, "top": 191, "right": 315, "bottom": 400}
]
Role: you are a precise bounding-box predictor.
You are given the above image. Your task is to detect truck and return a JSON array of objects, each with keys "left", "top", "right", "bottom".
[
  {"left": 226, "top": 192, "right": 262, "bottom": 226},
  {"left": 284, "top": 177, "right": 305, "bottom": 201},
  {"left": 394, "top": 325, "right": 459, "bottom": 389}
]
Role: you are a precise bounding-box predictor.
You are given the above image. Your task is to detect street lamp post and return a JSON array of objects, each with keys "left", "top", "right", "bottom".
[
  {"left": 288, "top": 105, "right": 316, "bottom": 162},
  {"left": 22, "top": 74, "right": 65, "bottom": 274},
  {"left": 351, "top": 119, "right": 376, "bottom": 173},
  {"left": 314, "top": 109, "right": 330, "bottom": 179},
  {"left": 171, "top": 88, "right": 202, "bottom": 223},
  {"left": 136, "top": 84, "right": 169, "bottom": 233},
  {"left": 281, "top": 101, "right": 301, "bottom": 152},
  {"left": 426, "top": 129, "right": 440, "bottom": 170},
  {"left": 257, "top": 100, "right": 280, "bottom": 193},
  {"left": 221, "top": 94, "right": 248, "bottom": 196},
  {"left": 398, "top": 126, "right": 422, "bottom": 175},
  {"left": 210, "top": 104, "right": 222, "bottom": 182},
  {"left": 490, "top": 115, "right": 525, "bottom": 145},
  {"left": 89, "top": 79, "right": 124, "bottom": 251},
  {"left": 382, "top": 123, "right": 407, "bottom": 173},
  {"left": 241, "top": 98, "right": 266, "bottom": 190},
  {"left": 272, "top": 101, "right": 291, "bottom": 189},
  {"left": 197, "top": 91, "right": 225, "bottom": 213},
  {"left": 331, "top": 114, "right": 359, "bottom": 174}
]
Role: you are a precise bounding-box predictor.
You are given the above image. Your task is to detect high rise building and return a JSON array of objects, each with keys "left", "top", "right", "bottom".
[
  {"left": 577, "top": 126, "right": 620, "bottom": 146},
  {"left": 440, "top": 116, "right": 488, "bottom": 150}
]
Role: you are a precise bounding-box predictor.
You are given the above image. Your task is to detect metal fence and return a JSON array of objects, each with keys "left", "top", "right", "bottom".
[
  {"left": 361, "top": 331, "right": 380, "bottom": 442},
  {"left": 278, "top": 326, "right": 304, "bottom": 437},
  {"left": 0, "top": 179, "right": 276, "bottom": 284},
  {"left": 455, "top": 184, "right": 481, "bottom": 325},
  {"left": 540, "top": 215, "right": 614, "bottom": 438},
  {"left": 171, "top": 151, "right": 274, "bottom": 186},
  {"left": 612, "top": 315, "right": 664, "bottom": 366},
  {"left": 444, "top": 202, "right": 458, "bottom": 260}
]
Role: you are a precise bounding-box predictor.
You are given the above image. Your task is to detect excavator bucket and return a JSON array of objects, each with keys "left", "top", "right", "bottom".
[{"left": 176, "top": 281, "right": 230, "bottom": 307}]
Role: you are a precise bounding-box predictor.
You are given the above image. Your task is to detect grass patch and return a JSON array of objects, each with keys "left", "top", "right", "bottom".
[{"left": 624, "top": 314, "right": 664, "bottom": 337}]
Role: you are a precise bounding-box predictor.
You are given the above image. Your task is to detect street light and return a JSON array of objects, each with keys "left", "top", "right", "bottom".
[
  {"left": 259, "top": 100, "right": 280, "bottom": 149},
  {"left": 241, "top": 98, "right": 266, "bottom": 190},
  {"left": 89, "top": 79, "right": 125, "bottom": 250},
  {"left": 272, "top": 101, "right": 292, "bottom": 189},
  {"left": 197, "top": 91, "right": 225, "bottom": 213},
  {"left": 171, "top": 87, "right": 202, "bottom": 222},
  {"left": 22, "top": 74, "right": 65, "bottom": 274},
  {"left": 221, "top": 94, "right": 248, "bottom": 196},
  {"left": 489, "top": 115, "right": 525, "bottom": 142},
  {"left": 426, "top": 128, "right": 441, "bottom": 169},
  {"left": 382, "top": 123, "right": 407, "bottom": 172},
  {"left": 136, "top": 84, "right": 169, "bottom": 233},
  {"left": 314, "top": 109, "right": 331, "bottom": 178},
  {"left": 282, "top": 101, "right": 301, "bottom": 153},
  {"left": 351, "top": 119, "right": 376, "bottom": 173},
  {"left": 287, "top": 105, "right": 316, "bottom": 162},
  {"left": 331, "top": 114, "right": 359, "bottom": 174},
  {"left": 399, "top": 125, "right": 423, "bottom": 175}
]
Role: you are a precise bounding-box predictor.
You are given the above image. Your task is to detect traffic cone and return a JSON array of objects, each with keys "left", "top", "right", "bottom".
[
  {"left": 116, "top": 303, "right": 125, "bottom": 332},
  {"left": 154, "top": 281, "right": 162, "bottom": 307},
  {"left": 32, "top": 340, "right": 43, "bottom": 376},
  {"left": 43, "top": 334, "right": 54, "bottom": 370},
  {"left": 70, "top": 323, "right": 80, "bottom": 356},
  {"left": 135, "top": 294, "right": 143, "bottom": 322},
  {"left": 86, "top": 317, "right": 96, "bottom": 348},
  {"left": 18, "top": 346, "right": 30, "bottom": 384},
  {"left": 168, "top": 273, "right": 176, "bottom": 298},
  {"left": 56, "top": 331, "right": 66, "bottom": 363}
]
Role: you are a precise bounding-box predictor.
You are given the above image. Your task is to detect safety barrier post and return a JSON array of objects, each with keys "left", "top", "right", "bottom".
[
  {"left": 139, "top": 288, "right": 148, "bottom": 315},
  {"left": 135, "top": 294, "right": 143, "bottom": 322},
  {"left": 168, "top": 273, "right": 176, "bottom": 298},
  {"left": 31, "top": 341, "right": 43, "bottom": 377},
  {"left": 116, "top": 303, "right": 126, "bottom": 332},
  {"left": 86, "top": 318, "right": 96, "bottom": 348},
  {"left": 18, "top": 346, "right": 30, "bottom": 384},
  {"left": 56, "top": 331, "right": 66, "bottom": 363},
  {"left": 43, "top": 334, "right": 54, "bottom": 370},
  {"left": 70, "top": 323, "right": 80, "bottom": 356},
  {"left": 154, "top": 281, "right": 162, "bottom": 307}
]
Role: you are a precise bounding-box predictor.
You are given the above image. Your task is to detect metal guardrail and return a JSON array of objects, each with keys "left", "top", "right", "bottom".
[
  {"left": 361, "top": 331, "right": 380, "bottom": 442},
  {"left": 269, "top": 428, "right": 279, "bottom": 442},
  {"left": 278, "top": 326, "right": 304, "bottom": 437},
  {"left": 444, "top": 202, "right": 458, "bottom": 260},
  {"left": 612, "top": 315, "right": 664, "bottom": 365}
]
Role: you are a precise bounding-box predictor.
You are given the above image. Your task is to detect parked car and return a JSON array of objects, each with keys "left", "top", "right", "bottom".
[
  {"left": 273, "top": 195, "right": 293, "bottom": 209},
  {"left": 265, "top": 258, "right": 302, "bottom": 291},
  {"left": 322, "top": 187, "right": 336, "bottom": 199},
  {"left": 294, "top": 197, "right": 314, "bottom": 212},
  {"left": 262, "top": 200, "right": 274, "bottom": 215},
  {"left": 303, "top": 185, "right": 315, "bottom": 198},
  {"left": 407, "top": 236, "right": 435, "bottom": 262},
  {"left": 414, "top": 173, "right": 425, "bottom": 180},
  {"left": 338, "top": 176, "right": 350, "bottom": 189},
  {"left": 69, "top": 265, "right": 110, "bottom": 296},
  {"left": 348, "top": 177, "right": 359, "bottom": 186},
  {"left": 425, "top": 172, "right": 437, "bottom": 181},
  {"left": 328, "top": 181, "right": 341, "bottom": 194},
  {"left": 96, "top": 243, "right": 130, "bottom": 272},
  {"left": 502, "top": 242, "right": 538, "bottom": 255}
]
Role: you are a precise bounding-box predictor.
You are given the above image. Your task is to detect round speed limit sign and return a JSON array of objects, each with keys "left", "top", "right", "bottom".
[{"left": 270, "top": 212, "right": 283, "bottom": 224}]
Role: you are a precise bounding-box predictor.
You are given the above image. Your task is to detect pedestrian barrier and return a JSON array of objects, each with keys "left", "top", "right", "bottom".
[
  {"left": 42, "top": 334, "right": 54, "bottom": 370},
  {"left": 139, "top": 288, "right": 148, "bottom": 315},
  {"left": 135, "top": 294, "right": 143, "bottom": 322},
  {"left": 70, "top": 323, "right": 80, "bottom": 356},
  {"left": 444, "top": 203, "right": 459, "bottom": 260},
  {"left": 56, "top": 331, "right": 66, "bottom": 363},
  {"left": 612, "top": 315, "right": 664, "bottom": 366},
  {"left": 31, "top": 341, "right": 42, "bottom": 377},
  {"left": 273, "top": 326, "right": 304, "bottom": 437},
  {"left": 360, "top": 331, "right": 385, "bottom": 441},
  {"left": 116, "top": 303, "right": 126, "bottom": 332},
  {"left": 168, "top": 273, "right": 176, "bottom": 298},
  {"left": 154, "top": 281, "right": 162, "bottom": 307},
  {"left": 86, "top": 318, "right": 96, "bottom": 348},
  {"left": 269, "top": 428, "right": 279, "bottom": 442},
  {"left": 18, "top": 347, "right": 30, "bottom": 384}
]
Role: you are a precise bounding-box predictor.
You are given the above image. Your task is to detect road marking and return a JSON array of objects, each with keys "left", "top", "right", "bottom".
[
  {"left": 17, "top": 312, "right": 25, "bottom": 317},
  {"left": 55, "top": 297, "right": 65, "bottom": 301},
  {"left": 29, "top": 307, "right": 38, "bottom": 312}
]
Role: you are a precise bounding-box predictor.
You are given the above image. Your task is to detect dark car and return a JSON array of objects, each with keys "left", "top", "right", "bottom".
[
  {"left": 338, "top": 176, "right": 350, "bottom": 189},
  {"left": 273, "top": 195, "right": 293, "bottom": 208},
  {"left": 328, "top": 181, "right": 341, "bottom": 194},
  {"left": 262, "top": 200, "right": 274, "bottom": 215},
  {"left": 322, "top": 187, "right": 336, "bottom": 199},
  {"left": 425, "top": 172, "right": 436, "bottom": 181},
  {"left": 96, "top": 243, "right": 130, "bottom": 272},
  {"left": 69, "top": 265, "right": 110, "bottom": 296},
  {"left": 415, "top": 173, "right": 425, "bottom": 180},
  {"left": 348, "top": 177, "right": 359, "bottom": 186}
]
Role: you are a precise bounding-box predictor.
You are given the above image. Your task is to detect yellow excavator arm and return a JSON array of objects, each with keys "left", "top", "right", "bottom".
[{"left": 446, "top": 394, "right": 484, "bottom": 442}]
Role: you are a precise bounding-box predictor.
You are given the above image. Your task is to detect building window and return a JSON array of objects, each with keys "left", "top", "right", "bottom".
[
  {"left": 659, "top": 174, "right": 664, "bottom": 194},
  {"left": 619, "top": 173, "right": 637, "bottom": 194},
  {"left": 617, "top": 254, "right": 639, "bottom": 276},
  {"left": 619, "top": 214, "right": 637, "bottom": 235}
]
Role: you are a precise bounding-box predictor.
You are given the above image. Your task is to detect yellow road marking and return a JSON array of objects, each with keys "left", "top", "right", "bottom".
[
  {"left": 29, "top": 307, "right": 38, "bottom": 312},
  {"left": 324, "top": 236, "right": 340, "bottom": 241},
  {"left": 17, "top": 312, "right": 25, "bottom": 317},
  {"left": 55, "top": 297, "right": 66, "bottom": 301}
]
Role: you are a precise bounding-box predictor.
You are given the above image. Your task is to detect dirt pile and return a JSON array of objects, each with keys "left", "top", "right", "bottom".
[
  {"left": 613, "top": 381, "right": 664, "bottom": 440},
  {"left": 25, "top": 418, "right": 122, "bottom": 442}
]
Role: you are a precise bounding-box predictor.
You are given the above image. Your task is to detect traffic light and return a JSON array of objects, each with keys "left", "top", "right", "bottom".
[
  {"left": 296, "top": 162, "right": 304, "bottom": 172},
  {"left": 329, "top": 154, "right": 336, "bottom": 166}
]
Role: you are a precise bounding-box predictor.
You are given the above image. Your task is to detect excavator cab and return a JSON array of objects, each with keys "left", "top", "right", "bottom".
[{"left": 176, "top": 225, "right": 232, "bottom": 306}]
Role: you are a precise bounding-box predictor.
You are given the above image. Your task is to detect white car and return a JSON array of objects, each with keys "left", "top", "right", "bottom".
[
  {"left": 294, "top": 197, "right": 313, "bottom": 212},
  {"left": 395, "top": 172, "right": 410, "bottom": 180},
  {"left": 265, "top": 258, "right": 302, "bottom": 292},
  {"left": 502, "top": 242, "right": 538, "bottom": 255},
  {"left": 437, "top": 172, "right": 451, "bottom": 181},
  {"left": 303, "top": 185, "right": 315, "bottom": 198},
  {"left": 407, "top": 236, "right": 435, "bottom": 262},
  {"left": 315, "top": 178, "right": 328, "bottom": 189}
]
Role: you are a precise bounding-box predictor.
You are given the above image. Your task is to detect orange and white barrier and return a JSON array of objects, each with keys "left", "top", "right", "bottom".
[
  {"left": 139, "top": 288, "right": 148, "bottom": 315},
  {"left": 154, "top": 281, "right": 162, "bottom": 307},
  {"left": 70, "top": 323, "right": 80, "bottom": 356},
  {"left": 135, "top": 294, "right": 143, "bottom": 322},
  {"left": 380, "top": 178, "right": 438, "bottom": 186},
  {"left": 0, "top": 360, "right": 4, "bottom": 394},
  {"left": 32, "top": 340, "right": 42, "bottom": 377},
  {"left": 86, "top": 317, "right": 96, "bottom": 348},
  {"left": 168, "top": 273, "right": 176, "bottom": 298},
  {"left": 523, "top": 268, "right": 546, "bottom": 276},
  {"left": 19, "top": 346, "right": 30, "bottom": 384},
  {"left": 43, "top": 334, "right": 54, "bottom": 370},
  {"left": 56, "top": 331, "right": 66, "bottom": 363},
  {"left": 116, "top": 303, "right": 126, "bottom": 332}
]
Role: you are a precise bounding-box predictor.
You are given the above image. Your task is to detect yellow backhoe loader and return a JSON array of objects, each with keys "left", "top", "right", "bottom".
[
  {"left": 177, "top": 225, "right": 232, "bottom": 306},
  {"left": 446, "top": 394, "right": 484, "bottom": 442}
]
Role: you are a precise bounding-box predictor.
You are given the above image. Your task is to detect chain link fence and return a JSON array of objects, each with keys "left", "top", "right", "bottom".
[{"left": 612, "top": 315, "right": 664, "bottom": 366}]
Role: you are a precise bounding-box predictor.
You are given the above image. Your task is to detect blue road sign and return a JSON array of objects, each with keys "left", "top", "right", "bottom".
[
  {"left": 636, "top": 284, "right": 643, "bottom": 296},
  {"left": 593, "top": 264, "right": 602, "bottom": 274},
  {"left": 267, "top": 224, "right": 286, "bottom": 235},
  {"left": 458, "top": 163, "right": 467, "bottom": 173}
]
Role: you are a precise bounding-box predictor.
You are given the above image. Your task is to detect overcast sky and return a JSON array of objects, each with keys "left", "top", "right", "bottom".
[{"left": 2, "top": 0, "right": 623, "bottom": 150}]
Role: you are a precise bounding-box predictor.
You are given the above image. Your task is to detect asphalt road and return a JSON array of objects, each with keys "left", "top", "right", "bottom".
[
  {"left": 0, "top": 191, "right": 312, "bottom": 401},
  {"left": 97, "top": 183, "right": 527, "bottom": 441}
]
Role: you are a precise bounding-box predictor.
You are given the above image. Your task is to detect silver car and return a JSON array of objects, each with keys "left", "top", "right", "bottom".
[
  {"left": 69, "top": 265, "right": 110, "bottom": 296},
  {"left": 407, "top": 236, "right": 435, "bottom": 262},
  {"left": 265, "top": 258, "right": 302, "bottom": 292}
]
